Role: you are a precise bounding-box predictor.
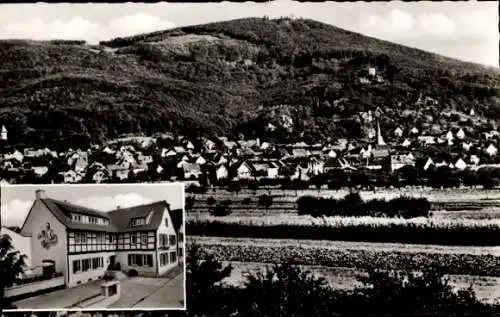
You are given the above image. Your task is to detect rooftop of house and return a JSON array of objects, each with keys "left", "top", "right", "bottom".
[{"left": 25, "top": 190, "right": 179, "bottom": 234}]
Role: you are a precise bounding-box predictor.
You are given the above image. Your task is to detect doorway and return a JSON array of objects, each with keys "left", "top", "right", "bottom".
[{"left": 109, "top": 256, "right": 116, "bottom": 270}]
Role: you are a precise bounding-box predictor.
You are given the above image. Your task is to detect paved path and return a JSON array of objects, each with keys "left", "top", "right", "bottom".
[
  {"left": 133, "top": 273, "right": 185, "bottom": 309},
  {"left": 13, "top": 270, "right": 184, "bottom": 309}
]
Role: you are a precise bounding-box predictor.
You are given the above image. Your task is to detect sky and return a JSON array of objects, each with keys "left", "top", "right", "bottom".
[
  {"left": 0, "top": 184, "right": 184, "bottom": 227},
  {"left": 0, "top": 1, "right": 497, "bottom": 67}
]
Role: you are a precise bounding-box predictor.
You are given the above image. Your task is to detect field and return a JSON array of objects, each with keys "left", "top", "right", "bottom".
[
  {"left": 188, "top": 236, "right": 500, "bottom": 276},
  {"left": 223, "top": 261, "right": 500, "bottom": 305},
  {"left": 187, "top": 188, "right": 500, "bottom": 304},
  {"left": 188, "top": 188, "right": 500, "bottom": 220},
  {"left": 189, "top": 214, "right": 500, "bottom": 229},
  {"left": 188, "top": 236, "right": 500, "bottom": 304},
  {"left": 190, "top": 187, "right": 500, "bottom": 203}
]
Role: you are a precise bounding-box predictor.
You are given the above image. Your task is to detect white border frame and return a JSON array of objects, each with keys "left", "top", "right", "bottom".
[{"left": 1, "top": 182, "right": 187, "bottom": 312}]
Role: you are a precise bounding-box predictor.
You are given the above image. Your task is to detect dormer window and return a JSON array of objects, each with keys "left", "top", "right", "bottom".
[
  {"left": 72, "top": 214, "right": 82, "bottom": 222},
  {"left": 131, "top": 217, "right": 145, "bottom": 227}
]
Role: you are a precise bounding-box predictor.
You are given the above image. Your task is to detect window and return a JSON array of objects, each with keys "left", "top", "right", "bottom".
[
  {"left": 73, "top": 260, "right": 81, "bottom": 273},
  {"left": 141, "top": 233, "right": 147, "bottom": 244},
  {"left": 75, "top": 232, "right": 81, "bottom": 244},
  {"left": 107, "top": 234, "right": 114, "bottom": 243},
  {"left": 128, "top": 254, "right": 136, "bottom": 266},
  {"left": 128, "top": 254, "right": 154, "bottom": 267},
  {"left": 82, "top": 259, "right": 91, "bottom": 272},
  {"left": 131, "top": 218, "right": 145, "bottom": 227},
  {"left": 165, "top": 218, "right": 168, "bottom": 227},
  {"left": 178, "top": 233, "right": 184, "bottom": 243},
  {"left": 170, "top": 251, "right": 177, "bottom": 263},
  {"left": 169, "top": 235, "right": 176, "bottom": 246},
  {"left": 131, "top": 235, "right": 137, "bottom": 244},
  {"left": 92, "top": 257, "right": 103, "bottom": 269},
  {"left": 72, "top": 214, "right": 82, "bottom": 222},
  {"left": 179, "top": 247, "right": 183, "bottom": 257},
  {"left": 160, "top": 253, "right": 168, "bottom": 266},
  {"left": 81, "top": 232, "right": 87, "bottom": 243}
]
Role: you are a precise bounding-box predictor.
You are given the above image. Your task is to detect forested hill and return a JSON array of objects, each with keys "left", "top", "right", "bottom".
[{"left": 0, "top": 17, "right": 499, "bottom": 149}]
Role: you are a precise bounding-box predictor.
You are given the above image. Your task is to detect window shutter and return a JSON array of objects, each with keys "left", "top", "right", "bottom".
[
  {"left": 128, "top": 254, "right": 132, "bottom": 265},
  {"left": 148, "top": 254, "right": 153, "bottom": 267}
]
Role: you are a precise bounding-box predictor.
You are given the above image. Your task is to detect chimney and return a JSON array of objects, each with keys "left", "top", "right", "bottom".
[{"left": 35, "top": 189, "right": 46, "bottom": 200}]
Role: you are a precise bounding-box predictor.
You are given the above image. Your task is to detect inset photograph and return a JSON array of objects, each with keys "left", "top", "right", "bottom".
[{"left": 0, "top": 183, "right": 185, "bottom": 310}]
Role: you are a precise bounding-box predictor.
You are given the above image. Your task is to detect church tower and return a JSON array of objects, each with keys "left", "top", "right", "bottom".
[
  {"left": 376, "top": 121, "right": 386, "bottom": 146},
  {"left": 1, "top": 125, "right": 7, "bottom": 141}
]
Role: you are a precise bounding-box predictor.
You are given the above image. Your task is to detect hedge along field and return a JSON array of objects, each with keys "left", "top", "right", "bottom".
[
  {"left": 296, "top": 194, "right": 431, "bottom": 218},
  {"left": 188, "top": 236, "right": 500, "bottom": 277},
  {"left": 186, "top": 215, "right": 500, "bottom": 246},
  {"left": 190, "top": 187, "right": 500, "bottom": 203}
]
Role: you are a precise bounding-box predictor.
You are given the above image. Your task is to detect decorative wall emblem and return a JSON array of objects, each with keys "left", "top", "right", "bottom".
[{"left": 37, "top": 222, "right": 58, "bottom": 249}]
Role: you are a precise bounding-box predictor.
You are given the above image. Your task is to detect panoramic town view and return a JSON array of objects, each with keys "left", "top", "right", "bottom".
[
  {"left": 0, "top": 1, "right": 499, "bottom": 316},
  {"left": 1, "top": 184, "right": 185, "bottom": 310}
]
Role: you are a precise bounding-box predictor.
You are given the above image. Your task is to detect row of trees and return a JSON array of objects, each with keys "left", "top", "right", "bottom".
[
  {"left": 187, "top": 165, "right": 500, "bottom": 195},
  {"left": 297, "top": 192, "right": 431, "bottom": 218}
]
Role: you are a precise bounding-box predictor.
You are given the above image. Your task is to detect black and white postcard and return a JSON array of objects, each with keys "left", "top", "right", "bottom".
[{"left": 0, "top": 1, "right": 498, "bottom": 316}]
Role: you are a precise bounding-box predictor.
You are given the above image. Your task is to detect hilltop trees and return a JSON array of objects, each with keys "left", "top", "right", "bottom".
[{"left": 2, "top": 17, "right": 499, "bottom": 149}]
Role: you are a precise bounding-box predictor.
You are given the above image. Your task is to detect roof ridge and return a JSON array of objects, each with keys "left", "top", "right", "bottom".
[
  {"left": 46, "top": 197, "right": 111, "bottom": 219},
  {"left": 108, "top": 200, "right": 167, "bottom": 213}
]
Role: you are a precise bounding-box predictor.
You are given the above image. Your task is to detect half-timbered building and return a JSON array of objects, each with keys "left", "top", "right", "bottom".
[{"left": 20, "top": 189, "right": 183, "bottom": 288}]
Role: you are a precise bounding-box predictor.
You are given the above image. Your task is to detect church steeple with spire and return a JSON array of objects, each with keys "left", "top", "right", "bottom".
[
  {"left": 1, "top": 125, "right": 7, "bottom": 142},
  {"left": 376, "top": 121, "right": 386, "bottom": 146}
]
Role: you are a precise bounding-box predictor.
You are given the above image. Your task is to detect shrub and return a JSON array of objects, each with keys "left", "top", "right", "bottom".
[
  {"left": 258, "top": 194, "right": 273, "bottom": 211},
  {"left": 357, "top": 265, "right": 488, "bottom": 314},
  {"left": 240, "top": 261, "right": 334, "bottom": 316},
  {"left": 248, "top": 180, "right": 259, "bottom": 191},
  {"left": 185, "top": 196, "right": 195, "bottom": 212},
  {"left": 187, "top": 244, "right": 233, "bottom": 315},
  {"left": 207, "top": 196, "right": 216, "bottom": 206},
  {"left": 128, "top": 269, "right": 138, "bottom": 277},
  {"left": 211, "top": 200, "right": 232, "bottom": 217}
]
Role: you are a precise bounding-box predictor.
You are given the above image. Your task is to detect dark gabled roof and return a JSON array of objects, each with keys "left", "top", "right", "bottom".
[
  {"left": 47, "top": 198, "right": 110, "bottom": 219},
  {"left": 108, "top": 200, "right": 170, "bottom": 232},
  {"left": 39, "top": 198, "right": 119, "bottom": 233},
  {"left": 170, "top": 208, "right": 183, "bottom": 232},
  {"left": 31, "top": 198, "right": 174, "bottom": 233}
]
